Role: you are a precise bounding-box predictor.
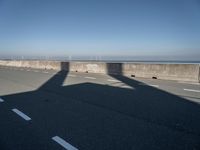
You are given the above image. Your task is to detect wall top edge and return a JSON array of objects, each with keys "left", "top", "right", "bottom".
[{"left": 0, "top": 60, "right": 199, "bottom": 65}]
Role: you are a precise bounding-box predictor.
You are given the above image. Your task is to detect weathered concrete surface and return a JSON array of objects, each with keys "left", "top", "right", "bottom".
[
  {"left": 0, "top": 60, "right": 62, "bottom": 70},
  {"left": 0, "top": 60, "right": 199, "bottom": 82},
  {"left": 123, "top": 63, "right": 200, "bottom": 82},
  {"left": 70, "top": 62, "right": 106, "bottom": 73}
]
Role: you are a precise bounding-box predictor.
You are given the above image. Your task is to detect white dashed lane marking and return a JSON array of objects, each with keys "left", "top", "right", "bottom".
[
  {"left": 0, "top": 97, "right": 4, "bottom": 102},
  {"left": 85, "top": 76, "right": 96, "bottom": 79},
  {"left": 121, "top": 85, "right": 133, "bottom": 89},
  {"left": 149, "top": 84, "right": 159, "bottom": 87},
  {"left": 184, "top": 89, "right": 200, "bottom": 93},
  {"left": 138, "top": 83, "right": 159, "bottom": 87},
  {"left": 178, "top": 81, "right": 200, "bottom": 85},
  {"left": 52, "top": 136, "right": 78, "bottom": 150},
  {"left": 107, "top": 79, "right": 119, "bottom": 82},
  {"left": 68, "top": 74, "right": 76, "bottom": 77},
  {"left": 12, "top": 108, "right": 31, "bottom": 121}
]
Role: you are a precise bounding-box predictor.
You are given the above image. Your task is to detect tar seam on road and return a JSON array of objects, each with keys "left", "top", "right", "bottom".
[
  {"left": 52, "top": 136, "right": 79, "bottom": 150},
  {"left": 12, "top": 108, "right": 31, "bottom": 121},
  {"left": 184, "top": 89, "right": 200, "bottom": 93},
  {"left": 85, "top": 76, "right": 96, "bottom": 79},
  {"left": 0, "top": 97, "right": 4, "bottom": 102}
]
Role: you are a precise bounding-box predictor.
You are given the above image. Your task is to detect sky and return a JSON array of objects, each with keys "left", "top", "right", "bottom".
[{"left": 0, "top": 0, "right": 200, "bottom": 61}]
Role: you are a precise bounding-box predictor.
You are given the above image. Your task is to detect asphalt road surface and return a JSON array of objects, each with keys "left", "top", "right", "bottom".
[{"left": 0, "top": 66, "right": 200, "bottom": 150}]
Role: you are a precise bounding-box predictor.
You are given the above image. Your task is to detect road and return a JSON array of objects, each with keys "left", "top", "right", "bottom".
[{"left": 0, "top": 66, "right": 200, "bottom": 150}]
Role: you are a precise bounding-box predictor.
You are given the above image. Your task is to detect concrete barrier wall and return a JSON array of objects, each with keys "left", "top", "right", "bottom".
[
  {"left": 70, "top": 62, "right": 200, "bottom": 82},
  {"left": 0, "top": 60, "right": 199, "bottom": 82},
  {"left": 0, "top": 60, "right": 62, "bottom": 70},
  {"left": 70, "top": 62, "right": 107, "bottom": 73},
  {"left": 123, "top": 63, "right": 200, "bottom": 82}
]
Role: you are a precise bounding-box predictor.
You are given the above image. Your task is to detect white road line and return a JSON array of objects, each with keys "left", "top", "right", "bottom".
[
  {"left": 27, "top": 70, "right": 30, "bottom": 71},
  {"left": 12, "top": 108, "right": 31, "bottom": 121},
  {"left": 121, "top": 85, "right": 132, "bottom": 89},
  {"left": 149, "top": 84, "right": 159, "bottom": 87},
  {"left": 68, "top": 74, "right": 76, "bottom": 77},
  {"left": 184, "top": 89, "right": 200, "bottom": 93},
  {"left": 138, "top": 83, "right": 159, "bottom": 87},
  {"left": 178, "top": 81, "right": 200, "bottom": 85},
  {"left": 85, "top": 76, "right": 96, "bottom": 79},
  {"left": 107, "top": 79, "right": 118, "bottom": 82},
  {"left": 52, "top": 136, "right": 78, "bottom": 150},
  {"left": 34, "top": 70, "right": 39, "bottom": 72},
  {"left": 0, "top": 98, "right": 4, "bottom": 102}
]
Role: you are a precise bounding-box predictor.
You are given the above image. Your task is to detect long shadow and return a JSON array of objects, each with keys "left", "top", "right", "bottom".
[
  {"left": 0, "top": 62, "right": 200, "bottom": 150},
  {"left": 0, "top": 62, "right": 70, "bottom": 150},
  {"left": 105, "top": 63, "right": 200, "bottom": 132},
  {"left": 38, "top": 62, "right": 69, "bottom": 91}
]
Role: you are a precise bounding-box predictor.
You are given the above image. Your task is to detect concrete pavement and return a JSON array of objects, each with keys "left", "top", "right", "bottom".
[{"left": 0, "top": 66, "right": 200, "bottom": 150}]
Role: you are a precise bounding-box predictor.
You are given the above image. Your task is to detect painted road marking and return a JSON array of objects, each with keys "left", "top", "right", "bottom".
[
  {"left": 121, "top": 85, "right": 133, "bottom": 89},
  {"left": 107, "top": 79, "right": 118, "bottom": 82},
  {"left": 178, "top": 81, "right": 200, "bottom": 85},
  {"left": 68, "top": 74, "right": 76, "bottom": 77},
  {"left": 149, "top": 84, "right": 159, "bottom": 87},
  {"left": 184, "top": 89, "right": 200, "bottom": 93},
  {"left": 52, "top": 136, "right": 78, "bottom": 150},
  {"left": 12, "top": 109, "right": 31, "bottom": 121},
  {"left": 0, "top": 98, "right": 4, "bottom": 102},
  {"left": 138, "top": 83, "right": 159, "bottom": 87},
  {"left": 34, "top": 70, "right": 39, "bottom": 72},
  {"left": 85, "top": 76, "right": 96, "bottom": 79}
]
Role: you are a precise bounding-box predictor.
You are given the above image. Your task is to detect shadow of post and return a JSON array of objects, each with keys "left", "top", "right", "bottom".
[
  {"left": 38, "top": 62, "right": 69, "bottom": 91},
  {"left": 106, "top": 63, "right": 123, "bottom": 75},
  {"left": 106, "top": 63, "right": 200, "bottom": 135}
]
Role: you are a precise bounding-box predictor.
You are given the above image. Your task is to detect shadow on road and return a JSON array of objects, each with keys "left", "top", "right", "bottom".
[{"left": 0, "top": 62, "right": 200, "bottom": 150}]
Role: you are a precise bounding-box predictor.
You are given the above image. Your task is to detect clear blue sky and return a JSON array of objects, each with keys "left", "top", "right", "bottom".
[{"left": 0, "top": 0, "right": 200, "bottom": 60}]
